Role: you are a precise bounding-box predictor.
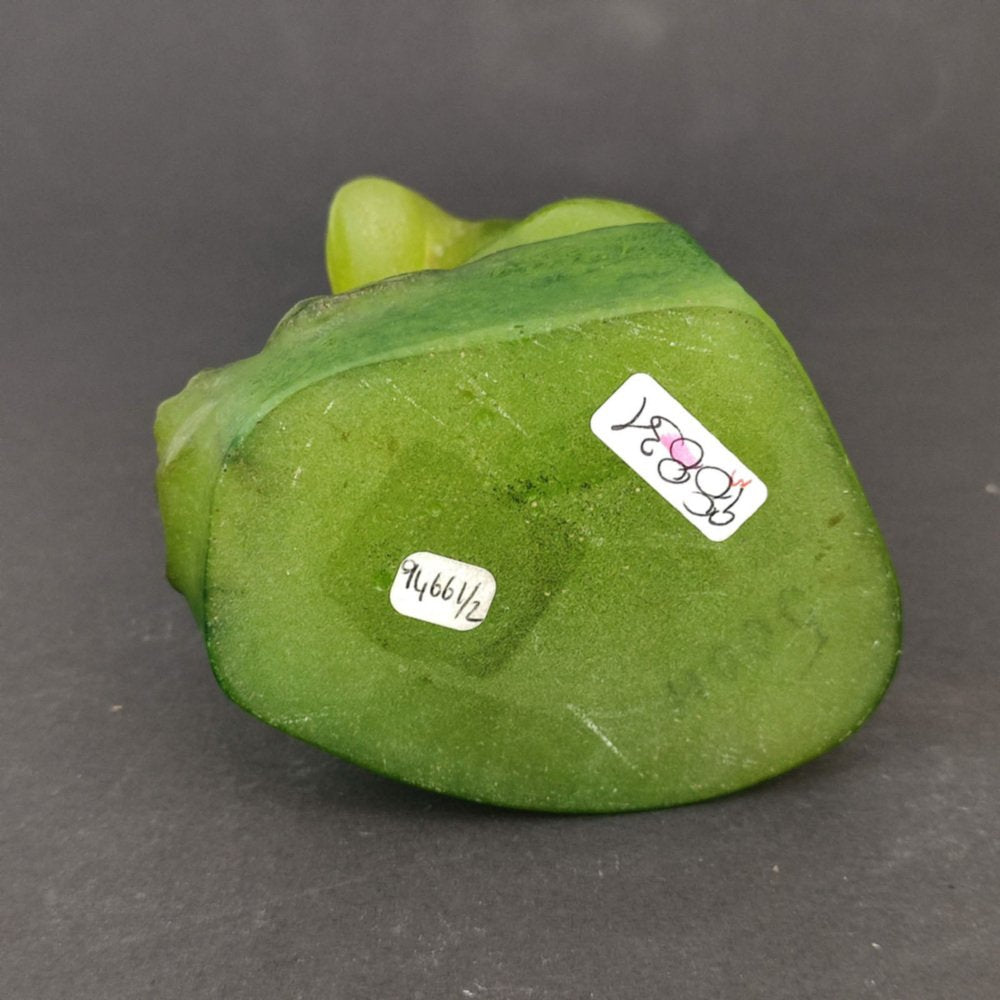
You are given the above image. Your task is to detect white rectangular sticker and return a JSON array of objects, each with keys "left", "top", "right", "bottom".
[
  {"left": 590, "top": 373, "right": 767, "bottom": 541},
  {"left": 389, "top": 551, "right": 496, "bottom": 631}
]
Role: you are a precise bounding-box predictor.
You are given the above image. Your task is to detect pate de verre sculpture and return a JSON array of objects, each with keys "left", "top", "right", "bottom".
[{"left": 155, "top": 178, "right": 901, "bottom": 812}]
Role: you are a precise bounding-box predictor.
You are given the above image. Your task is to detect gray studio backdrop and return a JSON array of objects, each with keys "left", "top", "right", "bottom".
[{"left": 3, "top": 3, "right": 998, "bottom": 999}]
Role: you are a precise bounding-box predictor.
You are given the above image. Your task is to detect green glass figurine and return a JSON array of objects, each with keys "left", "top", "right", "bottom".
[{"left": 155, "top": 178, "right": 901, "bottom": 812}]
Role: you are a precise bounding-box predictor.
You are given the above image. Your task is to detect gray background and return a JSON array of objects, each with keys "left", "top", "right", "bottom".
[{"left": 3, "top": 2, "right": 998, "bottom": 997}]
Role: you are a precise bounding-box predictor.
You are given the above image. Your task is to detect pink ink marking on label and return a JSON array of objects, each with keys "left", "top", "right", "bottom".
[{"left": 660, "top": 433, "right": 700, "bottom": 468}]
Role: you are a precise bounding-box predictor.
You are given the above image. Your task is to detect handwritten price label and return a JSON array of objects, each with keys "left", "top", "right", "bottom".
[
  {"left": 389, "top": 551, "right": 497, "bottom": 631},
  {"left": 591, "top": 373, "right": 767, "bottom": 541}
]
